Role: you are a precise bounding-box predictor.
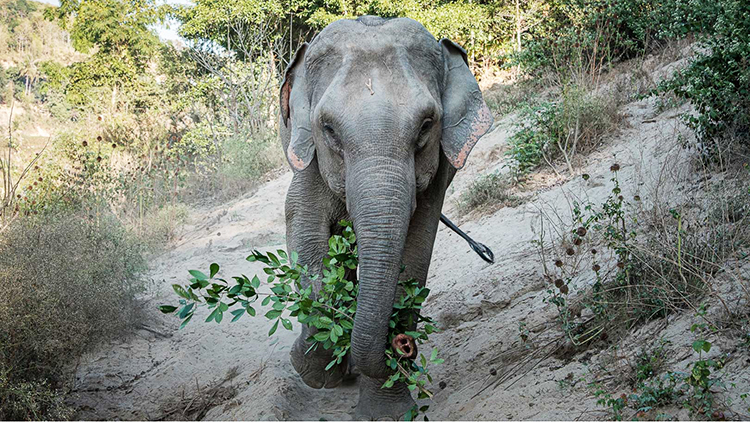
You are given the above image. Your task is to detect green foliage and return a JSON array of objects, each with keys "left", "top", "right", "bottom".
[
  {"left": 43, "top": 0, "right": 160, "bottom": 105},
  {"left": 163, "top": 220, "right": 442, "bottom": 419},
  {"left": 631, "top": 343, "right": 668, "bottom": 386},
  {"left": 172, "top": 0, "right": 510, "bottom": 69},
  {"left": 51, "top": 0, "right": 159, "bottom": 62},
  {"left": 657, "top": 0, "right": 750, "bottom": 159},
  {"left": 507, "top": 85, "right": 619, "bottom": 177},
  {"left": 0, "top": 211, "right": 147, "bottom": 419},
  {"left": 594, "top": 308, "right": 727, "bottom": 420},
  {"left": 510, "top": 0, "right": 677, "bottom": 77}
]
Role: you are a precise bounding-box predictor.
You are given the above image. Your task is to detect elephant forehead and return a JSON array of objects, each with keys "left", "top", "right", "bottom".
[{"left": 307, "top": 17, "right": 442, "bottom": 72}]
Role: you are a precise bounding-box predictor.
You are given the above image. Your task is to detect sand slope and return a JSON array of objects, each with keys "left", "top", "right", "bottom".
[{"left": 69, "top": 48, "right": 750, "bottom": 421}]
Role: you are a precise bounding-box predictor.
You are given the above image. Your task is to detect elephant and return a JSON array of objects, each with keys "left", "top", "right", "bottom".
[{"left": 279, "top": 15, "right": 493, "bottom": 420}]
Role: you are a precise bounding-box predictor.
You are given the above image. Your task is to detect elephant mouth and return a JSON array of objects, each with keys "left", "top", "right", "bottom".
[{"left": 391, "top": 334, "right": 417, "bottom": 359}]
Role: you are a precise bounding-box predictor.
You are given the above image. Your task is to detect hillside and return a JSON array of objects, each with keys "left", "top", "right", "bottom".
[
  {"left": 67, "top": 45, "right": 750, "bottom": 420},
  {"left": 1, "top": 0, "right": 749, "bottom": 420}
]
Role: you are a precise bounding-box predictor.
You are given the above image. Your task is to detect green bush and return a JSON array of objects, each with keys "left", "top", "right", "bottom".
[
  {"left": 0, "top": 211, "right": 147, "bottom": 419},
  {"left": 506, "top": 85, "right": 620, "bottom": 176},
  {"left": 657, "top": 0, "right": 750, "bottom": 160},
  {"left": 510, "top": 0, "right": 677, "bottom": 78}
]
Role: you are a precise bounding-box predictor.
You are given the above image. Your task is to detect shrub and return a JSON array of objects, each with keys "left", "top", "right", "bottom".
[
  {"left": 216, "top": 132, "right": 285, "bottom": 193},
  {"left": 506, "top": 85, "right": 620, "bottom": 177},
  {"left": 0, "top": 211, "right": 147, "bottom": 419},
  {"left": 142, "top": 203, "right": 189, "bottom": 249},
  {"left": 457, "top": 172, "right": 519, "bottom": 213},
  {"left": 483, "top": 79, "right": 543, "bottom": 117},
  {"left": 657, "top": 0, "right": 750, "bottom": 161},
  {"left": 510, "top": 0, "right": 677, "bottom": 79},
  {"left": 537, "top": 167, "right": 749, "bottom": 349}
]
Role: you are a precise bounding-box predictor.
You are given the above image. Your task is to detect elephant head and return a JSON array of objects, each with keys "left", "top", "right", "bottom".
[{"left": 280, "top": 16, "right": 492, "bottom": 381}]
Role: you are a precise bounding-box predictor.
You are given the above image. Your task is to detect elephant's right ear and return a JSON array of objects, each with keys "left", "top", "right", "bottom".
[{"left": 280, "top": 43, "right": 314, "bottom": 171}]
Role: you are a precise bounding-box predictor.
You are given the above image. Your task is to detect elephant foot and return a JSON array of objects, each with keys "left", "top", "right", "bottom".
[
  {"left": 290, "top": 333, "right": 348, "bottom": 389},
  {"left": 354, "top": 375, "right": 416, "bottom": 420}
]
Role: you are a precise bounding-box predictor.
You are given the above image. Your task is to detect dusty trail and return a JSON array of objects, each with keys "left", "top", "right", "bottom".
[{"left": 70, "top": 50, "right": 750, "bottom": 420}]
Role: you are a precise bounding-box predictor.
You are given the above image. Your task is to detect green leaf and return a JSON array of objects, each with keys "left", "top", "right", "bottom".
[
  {"left": 172, "top": 284, "right": 190, "bottom": 299},
  {"left": 231, "top": 308, "right": 245, "bottom": 322},
  {"left": 209, "top": 263, "right": 220, "bottom": 278},
  {"left": 268, "top": 320, "right": 279, "bottom": 336},
  {"left": 268, "top": 252, "right": 280, "bottom": 265},
  {"left": 313, "top": 331, "right": 330, "bottom": 341},
  {"left": 159, "top": 305, "right": 177, "bottom": 313},
  {"left": 251, "top": 275, "right": 261, "bottom": 289},
  {"left": 265, "top": 309, "right": 283, "bottom": 320},
  {"left": 261, "top": 295, "right": 271, "bottom": 306},
  {"left": 179, "top": 313, "right": 194, "bottom": 329},
  {"left": 188, "top": 270, "right": 209, "bottom": 281},
  {"left": 206, "top": 306, "right": 221, "bottom": 323},
  {"left": 246, "top": 305, "right": 256, "bottom": 317},
  {"left": 178, "top": 302, "right": 195, "bottom": 319},
  {"left": 281, "top": 318, "right": 293, "bottom": 331}
]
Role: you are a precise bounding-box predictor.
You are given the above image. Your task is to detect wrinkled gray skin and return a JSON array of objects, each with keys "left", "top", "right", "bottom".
[{"left": 279, "top": 16, "right": 493, "bottom": 420}]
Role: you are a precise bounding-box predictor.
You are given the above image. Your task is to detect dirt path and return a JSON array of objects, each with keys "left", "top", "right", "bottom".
[{"left": 69, "top": 51, "right": 750, "bottom": 420}]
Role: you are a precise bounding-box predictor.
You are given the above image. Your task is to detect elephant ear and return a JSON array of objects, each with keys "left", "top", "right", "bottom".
[
  {"left": 280, "top": 43, "right": 314, "bottom": 171},
  {"left": 439, "top": 39, "right": 493, "bottom": 170}
]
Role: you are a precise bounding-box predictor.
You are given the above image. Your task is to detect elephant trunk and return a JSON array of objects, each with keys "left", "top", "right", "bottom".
[{"left": 347, "top": 155, "right": 415, "bottom": 380}]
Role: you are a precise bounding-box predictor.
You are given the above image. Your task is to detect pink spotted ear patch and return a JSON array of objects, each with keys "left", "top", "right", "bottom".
[
  {"left": 287, "top": 144, "right": 308, "bottom": 170},
  {"left": 449, "top": 100, "right": 492, "bottom": 169}
]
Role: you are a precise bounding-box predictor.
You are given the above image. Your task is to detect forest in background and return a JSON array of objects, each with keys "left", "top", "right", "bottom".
[{"left": 0, "top": 0, "right": 748, "bottom": 418}]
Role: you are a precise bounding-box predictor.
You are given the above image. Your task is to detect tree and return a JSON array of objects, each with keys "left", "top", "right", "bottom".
[{"left": 46, "top": 0, "right": 162, "bottom": 107}]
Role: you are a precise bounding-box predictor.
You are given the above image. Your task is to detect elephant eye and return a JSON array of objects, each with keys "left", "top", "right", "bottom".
[
  {"left": 322, "top": 122, "right": 343, "bottom": 152},
  {"left": 419, "top": 118, "right": 434, "bottom": 136}
]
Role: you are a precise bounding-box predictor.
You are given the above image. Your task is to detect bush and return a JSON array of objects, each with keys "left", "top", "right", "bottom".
[
  {"left": 457, "top": 172, "right": 519, "bottom": 213},
  {"left": 0, "top": 211, "right": 147, "bottom": 419},
  {"left": 483, "top": 79, "right": 543, "bottom": 117},
  {"left": 510, "top": 0, "right": 677, "bottom": 78},
  {"left": 537, "top": 168, "right": 749, "bottom": 349},
  {"left": 506, "top": 85, "right": 621, "bottom": 177},
  {"left": 657, "top": 0, "right": 750, "bottom": 160}
]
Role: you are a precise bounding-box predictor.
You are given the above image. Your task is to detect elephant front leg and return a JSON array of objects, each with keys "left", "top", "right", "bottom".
[{"left": 285, "top": 168, "right": 350, "bottom": 389}]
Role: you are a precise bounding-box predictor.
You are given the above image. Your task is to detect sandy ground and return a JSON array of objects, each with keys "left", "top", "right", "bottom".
[{"left": 68, "top": 48, "right": 750, "bottom": 420}]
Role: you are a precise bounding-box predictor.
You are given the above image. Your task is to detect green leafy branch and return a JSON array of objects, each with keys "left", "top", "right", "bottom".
[{"left": 159, "top": 220, "right": 442, "bottom": 420}]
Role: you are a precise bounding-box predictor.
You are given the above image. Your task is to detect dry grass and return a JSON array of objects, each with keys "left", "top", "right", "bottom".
[
  {"left": 534, "top": 164, "right": 750, "bottom": 351},
  {"left": 456, "top": 172, "right": 521, "bottom": 214},
  {"left": 0, "top": 211, "right": 147, "bottom": 420},
  {"left": 156, "top": 367, "right": 240, "bottom": 421}
]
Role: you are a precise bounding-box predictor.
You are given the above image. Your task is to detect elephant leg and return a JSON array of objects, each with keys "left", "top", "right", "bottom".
[
  {"left": 355, "top": 160, "right": 453, "bottom": 420},
  {"left": 285, "top": 162, "right": 350, "bottom": 389}
]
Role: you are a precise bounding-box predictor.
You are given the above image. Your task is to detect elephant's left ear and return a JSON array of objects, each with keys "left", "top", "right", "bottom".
[
  {"left": 439, "top": 39, "right": 493, "bottom": 170},
  {"left": 280, "top": 43, "right": 315, "bottom": 171}
]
